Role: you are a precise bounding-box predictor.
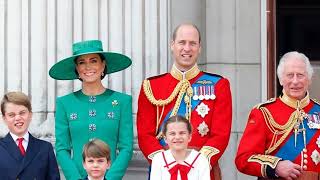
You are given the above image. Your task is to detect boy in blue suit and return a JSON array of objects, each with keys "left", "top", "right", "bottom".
[{"left": 0, "top": 91, "right": 60, "bottom": 180}]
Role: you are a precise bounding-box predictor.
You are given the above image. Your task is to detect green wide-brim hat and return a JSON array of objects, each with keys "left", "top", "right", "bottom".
[{"left": 49, "top": 40, "right": 132, "bottom": 80}]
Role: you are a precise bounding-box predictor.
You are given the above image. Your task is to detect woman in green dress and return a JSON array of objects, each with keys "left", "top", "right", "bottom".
[{"left": 49, "top": 40, "right": 133, "bottom": 180}]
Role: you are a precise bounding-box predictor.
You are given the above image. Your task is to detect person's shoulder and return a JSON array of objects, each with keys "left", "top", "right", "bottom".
[
  {"left": 56, "top": 91, "right": 78, "bottom": 101},
  {"left": 311, "top": 98, "right": 320, "bottom": 106},
  {"left": 30, "top": 135, "right": 53, "bottom": 148},
  {"left": 109, "top": 90, "right": 132, "bottom": 100},
  {"left": 146, "top": 73, "right": 169, "bottom": 81},
  {"left": 253, "top": 97, "right": 277, "bottom": 109},
  {"left": 202, "top": 71, "right": 223, "bottom": 78}
]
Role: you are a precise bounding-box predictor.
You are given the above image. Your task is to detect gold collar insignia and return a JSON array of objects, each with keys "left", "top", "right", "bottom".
[
  {"left": 280, "top": 90, "right": 310, "bottom": 109},
  {"left": 170, "top": 64, "right": 200, "bottom": 81}
]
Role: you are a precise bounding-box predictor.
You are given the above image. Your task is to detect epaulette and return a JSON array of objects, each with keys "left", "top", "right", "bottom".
[
  {"left": 147, "top": 73, "right": 167, "bottom": 80},
  {"left": 255, "top": 98, "right": 276, "bottom": 109},
  {"left": 203, "top": 72, "right": 223, "bottom": 78},
  {"left": 312, "top": 98, "right": 320, "bottom": 106}
]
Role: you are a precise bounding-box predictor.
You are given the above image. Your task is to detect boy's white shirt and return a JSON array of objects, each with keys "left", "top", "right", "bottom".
[
  {"left": 87, "top": 176, "right": 104, "bottom": 180},
  {"left": 10, "top": 131, "right": 29, "bottom": 150},
  {"left": 150, "top": 149, "right": 210, "bottom": 180}
]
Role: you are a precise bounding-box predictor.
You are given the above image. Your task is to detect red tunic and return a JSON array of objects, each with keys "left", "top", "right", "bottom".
[
  {"left": 235, "top": 97, "right": 320, "bottom": 178},
  {"left": 137, "top": 71, "right": 232, "bottom": 180}
]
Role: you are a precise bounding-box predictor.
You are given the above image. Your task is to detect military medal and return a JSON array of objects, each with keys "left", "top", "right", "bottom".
[
  {"left": 196, "top": 102, "right": 210, "bottom": 118},
  {"left": 197, "top": 121, "right": 209, "bottom": 137},
  {"left": 204, "top": 85, "right": 210, "bottom": 100},
  {"left": 311, "top": 149, "right": 320, "bottom": 165},
  {"left": 193, "top": 87, "right": 199, "bottom": 100},
  {"left": 210, "top": 85, "right": 216, "bottom": 100},
  {"left": 198, "top": 86, "right": 204, "bottom": 100}
]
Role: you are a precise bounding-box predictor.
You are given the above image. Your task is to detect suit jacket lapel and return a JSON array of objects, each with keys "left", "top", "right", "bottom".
[
  {"left": 0, "top": 133, "right": 24, "bottom": 162},
  {"left": 18, "top": 133, "right": 39, "bottom": 174}
]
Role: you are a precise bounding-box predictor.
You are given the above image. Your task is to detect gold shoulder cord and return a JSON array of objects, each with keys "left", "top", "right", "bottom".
[
  {"left": 260, "top": 107, "right": 300, "bottom": 154},
  {"left": 143, "top": 79, "right": 193, "bottom": 137}
]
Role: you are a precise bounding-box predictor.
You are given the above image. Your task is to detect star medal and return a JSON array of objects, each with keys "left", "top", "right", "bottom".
[
  {"left": 193, "top": 87, "right": 199, "bottom": 100},
  {"left": 307, "top": 112, "right": 320, "bottom": 129},
  {"left": 311, "top": 149, "right": 320, "bottom": 165},
  {"left": 196, "top": 102, "right": 210, "bottom": 118},
  {"left": 197, "top": 121, "right": 209, "bottom": 137}
]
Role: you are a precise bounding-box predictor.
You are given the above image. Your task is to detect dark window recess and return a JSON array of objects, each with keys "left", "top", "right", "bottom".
[{"left": 276, "top": 0, "right": 320, "bottom": 96}]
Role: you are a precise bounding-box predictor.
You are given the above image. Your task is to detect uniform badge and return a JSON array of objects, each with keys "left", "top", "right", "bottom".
[
  {"left": 197, "top": 121, "right": 209, "bottom": 137},
  {"left": 311, "top": 149, "right": 320, "bottom": 165},
  {"left": 196, "top": 102, "right": 210, "bottom": 118},
  {"left": 307, "top": 112, "right": 320, "bottom": 129},
  {"left": 70, "top": 113, "right": 77, "bottom": 120},
  {"left": 112, "top": 100, "right": 118, "bottom": 106}
]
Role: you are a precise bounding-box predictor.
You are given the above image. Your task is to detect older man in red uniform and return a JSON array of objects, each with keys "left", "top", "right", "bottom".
[
  {"left": 236, "top": 51, "right": 320, "bottom": 179},
  {"left": 137, "top": 23, "right": 232, "bottom": 180}
]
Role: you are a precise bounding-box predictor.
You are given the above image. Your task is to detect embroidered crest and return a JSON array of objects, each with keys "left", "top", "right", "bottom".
[
  {"left": 89, "top": 96, "right": 96, "bottom": 103},
  {"left": 70, "top": 113, "right": 77, "bottom": 120},
  {"left": 112, "top": 100, "right": 118, "bottom": 106},
  {"left": 311, "top": 149, "right": 320, "bottom": 165},
  {"left": 197, "top": 121, "right": 209, "bottom": 137},
  {"left": 196, "top": 80, "right": 213, "bottom": 85},
  {"left": 196, "top": 102, "right": 210, "bottom": 118}
]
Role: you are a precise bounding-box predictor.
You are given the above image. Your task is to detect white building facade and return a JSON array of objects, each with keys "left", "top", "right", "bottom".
[{"left": 1, "top": 0, "right": 319, "bottom": 179}]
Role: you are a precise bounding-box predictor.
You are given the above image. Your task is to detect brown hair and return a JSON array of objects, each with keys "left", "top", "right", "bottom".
[
  {"left": 172, "top": 23, "right": 201, "bottom": 43},
  {"left": 1, "top": 91, "right": 32, "bottom": 116},
  {"left": 162, "top": 115, "right": 192, "bottom": 135},
  {"left": 82, "top": 139, "right": 111, "bottom": 162}
]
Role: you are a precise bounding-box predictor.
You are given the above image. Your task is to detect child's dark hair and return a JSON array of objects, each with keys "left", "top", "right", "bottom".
[
  {"left": 82, "top": 139, "right": 111, "bottom": 162},
  {"left": 162, "top": 115, "right": 192, "bottom": 135}
]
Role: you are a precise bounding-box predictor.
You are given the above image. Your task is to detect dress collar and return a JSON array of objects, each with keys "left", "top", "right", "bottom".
[
  {"left": 75, "top": 89, "right": 112, "bottom": 103},
  {"left": 170, "top": 64, "right": 200, "bottom": 81},
  {"left": 279, "top": 90, "right": 310, "bottom": 109}
]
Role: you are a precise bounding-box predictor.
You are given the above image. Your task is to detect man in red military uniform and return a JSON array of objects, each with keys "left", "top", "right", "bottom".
[
  {"left": 235, "top": 51, "right": 320, "bottom": 179},
  {"left": 137, "top": 23, "right": 232, "bottom": 180}
]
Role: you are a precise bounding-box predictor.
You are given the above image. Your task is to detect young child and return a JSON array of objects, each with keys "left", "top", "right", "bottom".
[
  {"left": 82, "top": 138, "right": 111, "bottom": 180},
  {"left": 0, "top": 91, "right": 60, "bottom": 180},
  {"left": 150, "top": 115, "right": 210, "bottom": 180}
]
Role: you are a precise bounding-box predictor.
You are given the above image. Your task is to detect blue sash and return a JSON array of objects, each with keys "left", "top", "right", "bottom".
[
  {"left": 275, "top": 103, "right": 320, "bottom": 160},
  {"left": 158, "top": 73, "right": 221, "bottom": 146}
]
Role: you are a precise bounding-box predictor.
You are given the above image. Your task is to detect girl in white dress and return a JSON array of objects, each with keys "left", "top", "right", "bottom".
[{"left": 150, "top": 115, "right": 210, "bottom": 180}]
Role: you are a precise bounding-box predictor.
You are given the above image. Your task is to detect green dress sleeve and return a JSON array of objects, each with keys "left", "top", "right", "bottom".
[
  {"left": 106, "top": 95, "right": 133, "bottom": 180},
  {"left": 55, "top": 97, "right": 82, "bottom": 180}
]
